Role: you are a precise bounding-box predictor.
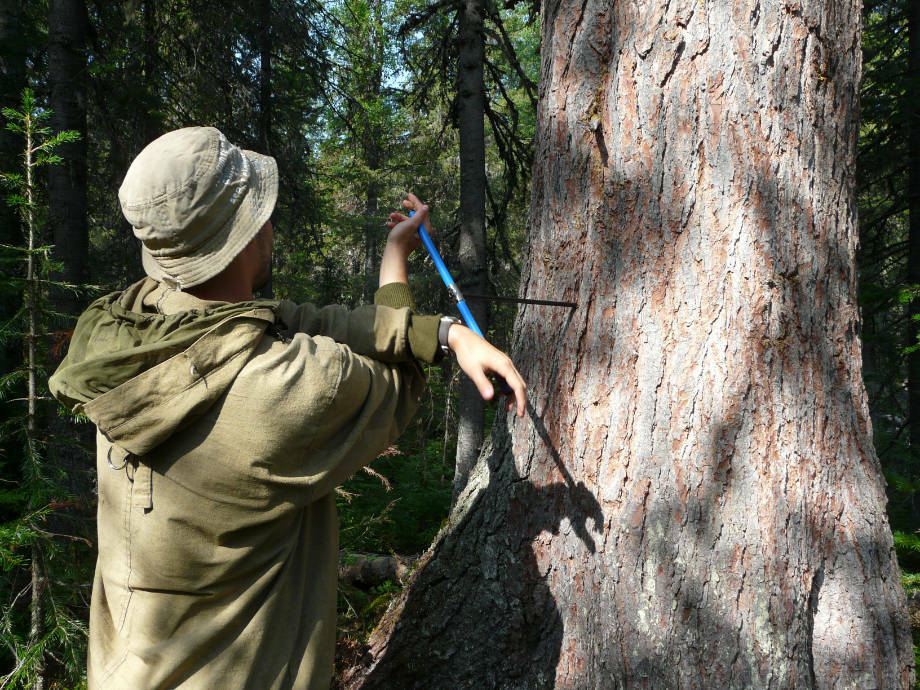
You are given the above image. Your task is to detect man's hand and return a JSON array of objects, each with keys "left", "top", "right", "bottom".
[
  {"left": 447, "top": 323, "right": 527, "bottom": 418},
  {"left": 380, "top": 193, "right": 428, "bottom": 287},
  {"left": 381, "top": 193, "right": 527, "bottom": 416}
]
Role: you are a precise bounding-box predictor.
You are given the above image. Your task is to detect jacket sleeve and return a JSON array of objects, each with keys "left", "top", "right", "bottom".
[
  {"left": 235, "top": 329, "right": 427, "bottom": 502},
  {"left": 298, "top": 345, "right": 425, "bottom": 500},
  {"left": 276, "top": 283, "right": 441, "bottom": 364}
]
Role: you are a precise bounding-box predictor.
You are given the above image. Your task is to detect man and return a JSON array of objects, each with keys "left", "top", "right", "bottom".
[{"left": 49, "top": 127, "right": 525, "bottom": 688}]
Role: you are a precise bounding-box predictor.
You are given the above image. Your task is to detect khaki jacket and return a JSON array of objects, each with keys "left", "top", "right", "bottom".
[{"left": 50, "top": 278, "right": 439, "bottom": 689}]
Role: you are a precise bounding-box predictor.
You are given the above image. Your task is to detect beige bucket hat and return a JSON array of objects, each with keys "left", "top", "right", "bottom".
[{"left": 119, "top": 126, "right": 278, "bottom": 289}]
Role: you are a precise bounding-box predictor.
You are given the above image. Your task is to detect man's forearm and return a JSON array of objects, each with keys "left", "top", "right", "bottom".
[
  {"left": 380, "top": 194, "right": 426, "bottom": 287},
  {"left": 379, "top": 242, "right": 410, "bottom": 287}
]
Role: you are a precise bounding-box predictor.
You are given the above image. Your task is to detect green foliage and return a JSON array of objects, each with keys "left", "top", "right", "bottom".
[
  {"left": 334, "top": 364, "right": 457, "bottom": 676},
  {"left": 857, "top": 3, "right": 919, "bottom": 587},
  {"left": 337, "top": 445, "right": 454, "bottom": 555},
  {"left": 907, "top": 568, "right": 920, "bottom": 680},
  {"left": 337, "top": 367, "right": 456, "bottom": 556},
  {"left": 0, "top": 90, "right": 94, "bottom": 688},
  {"left": 81, "top": 1, "right": 330, "bottom": 295},
  {"left": 903, "top": 571, "right": 920, "bottom": 594},
  {"left": 893, "top": 530, "right": 920, "bottom": 571},
  {"left": 899, "top": 286, "right": 920, "bottom": 354}
]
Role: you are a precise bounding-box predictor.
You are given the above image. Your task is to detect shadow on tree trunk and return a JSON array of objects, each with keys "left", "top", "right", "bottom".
[{"left": 345, "top": 404, "right": 604, "bottom": 689}]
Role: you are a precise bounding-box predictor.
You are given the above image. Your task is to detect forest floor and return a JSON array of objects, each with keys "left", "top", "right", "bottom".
[{"left": 906, "top": 572, "right": 920, "bottom": 670}]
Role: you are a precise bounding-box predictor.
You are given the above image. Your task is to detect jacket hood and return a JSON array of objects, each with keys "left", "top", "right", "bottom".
[{"left": 49, "top": 278, "right": 278, "bottom": 456}]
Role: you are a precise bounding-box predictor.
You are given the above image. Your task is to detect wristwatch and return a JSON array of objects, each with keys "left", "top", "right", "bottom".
[{"left": 438, "top": 316, "right": 461, "bottom": 357}]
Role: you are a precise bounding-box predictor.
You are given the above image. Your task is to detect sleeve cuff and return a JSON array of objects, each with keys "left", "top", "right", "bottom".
[
  {"left": 373, "top": 283, "right": 443, "bottom": 364},
  {"left": 408, "top": 313, "right": 442, "bottom": 364},
  {"left": 374, "top": 283, "right": 416, "bottom": 310}
]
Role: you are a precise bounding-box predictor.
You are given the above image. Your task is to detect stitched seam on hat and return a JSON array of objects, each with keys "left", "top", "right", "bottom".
[{"left": 122, "top": 129, "right": 222, "bottom": 209}]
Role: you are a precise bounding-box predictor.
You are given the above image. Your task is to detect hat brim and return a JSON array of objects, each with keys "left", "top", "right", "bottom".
[{"left": 141, "top": 150, "right": 278, "bottom": 290}]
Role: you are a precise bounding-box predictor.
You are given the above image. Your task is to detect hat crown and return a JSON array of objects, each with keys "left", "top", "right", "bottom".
[
  {"left": 117, "top": 126, "right": 278, "bottom": 290},
  {"left": 119, "top": 127, "right": 250, "bottom": 258}
]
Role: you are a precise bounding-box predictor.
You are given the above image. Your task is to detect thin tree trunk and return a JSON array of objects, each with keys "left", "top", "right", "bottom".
[
  {"left": 453, "top": 0, "right": 490, "bottom": 501},
  {"left": 362, "top": 148, "right": 381, "bottom": 305},
  {"left": 256, "top": 0, "right": 275, "bottom": 299},
  {"left": 363, "top": 174, "right": 380, "bottom": 303},
  {"left": 349, "top": 0, "right": 914, "bottom": 686},
  {"left": 29, "top": 544, "right": 43, "bottom": 690},
  {"left": 141, "top": 0, "right": 161, "bottom": 146},
  {"left": 362, "top": 0, "right": 384, "bottom": 304},
  {"left": 47, "top": 0, "right": 88, "bottom": 322},
  {"left": 907, "top": 0, "right": 920, "bottom": 521},
  {"left": 24, "top": 113, "right": 45, "bottom": 690},
  {"left": 259, "top": 0, "right": 273, "bottom": 155},
  {"left": 0, "top": 0, "right": 26, "bottom": 397}
]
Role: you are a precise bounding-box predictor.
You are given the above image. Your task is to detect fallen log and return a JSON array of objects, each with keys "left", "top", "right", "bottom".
[{"left": 338, "top": 553, "right": 413, "bottom": 590}]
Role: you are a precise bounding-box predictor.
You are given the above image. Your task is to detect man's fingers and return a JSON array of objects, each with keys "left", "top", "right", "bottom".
[
  {"left": 504, "top": 373, "right": 527, "bottom": 418},
  {"left": 402, "top": 195, "right": 429, "bottom": 221},
  {"left": 491, "top": 359, "right": 526, "bottom": 417},
  {"left": 406, "top": 192, "right": 424, "bottom": 210},
  {"left": 402, "top": 199, "right": 427, "bottom": 215},
  {"left": 449, "top": 324, "right": 526, "bottom": 416},
  {"left": 468, "top": 369, "right": 495, "bottom": 402},
  {"left": 385, "top": 212, "right": 409, "bottom": 230},
  {"left": 482, "top": 360, "right": 526, "bottom": 417}
]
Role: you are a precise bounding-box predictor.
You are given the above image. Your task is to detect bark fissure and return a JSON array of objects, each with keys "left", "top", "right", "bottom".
[
  {"left": 806, "top": 563, "right": 825, "bottom": 686},
  {"left": 658, "top": 39, "right": 685, "bottom": 88},
  {"left": 560, "top": 0, "right": 592, "bottom": 82}
]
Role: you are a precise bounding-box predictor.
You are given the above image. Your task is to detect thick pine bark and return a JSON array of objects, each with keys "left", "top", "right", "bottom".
[
  {"left": 454, "top": 0, "right": 491, "bottom": 500},
  {"left": 350, "top": 0, "right": 914, "bottom": 687},
  {"left": 48, "top": 0, "right": 88, "bottom": 321}
]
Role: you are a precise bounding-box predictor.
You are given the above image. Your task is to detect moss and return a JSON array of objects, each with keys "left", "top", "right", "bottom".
[{"left": 903, "top": 570, "right": 920, "bottom": 677}]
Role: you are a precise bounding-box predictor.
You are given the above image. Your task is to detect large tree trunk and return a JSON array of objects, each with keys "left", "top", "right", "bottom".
[
  {"left": 349, "top": 0, "right": 915, "bottom": 686},
  {"left": 48, "top": 0, "right": 88, "bottom": 322},
  {"left": 454, "top": 0, "right": 491, "bottom": 500}
]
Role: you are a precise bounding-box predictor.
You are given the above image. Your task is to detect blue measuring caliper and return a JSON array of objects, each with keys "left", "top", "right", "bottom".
[
  {"left": 409, "top": 210, "right": 577, "bottom": 396},
  {"left": 410, "top": 210, "right": 485, "bottom": 338}
]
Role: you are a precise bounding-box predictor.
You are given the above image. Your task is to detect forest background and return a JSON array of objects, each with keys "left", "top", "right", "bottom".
[{"left": 0, "top": 0, "right": 916, "bottom": 687}]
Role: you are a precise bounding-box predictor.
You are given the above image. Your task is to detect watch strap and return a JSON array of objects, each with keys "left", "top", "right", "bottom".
[{"left": 438, "top": 315, "right": 461, "bottom": 355}]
